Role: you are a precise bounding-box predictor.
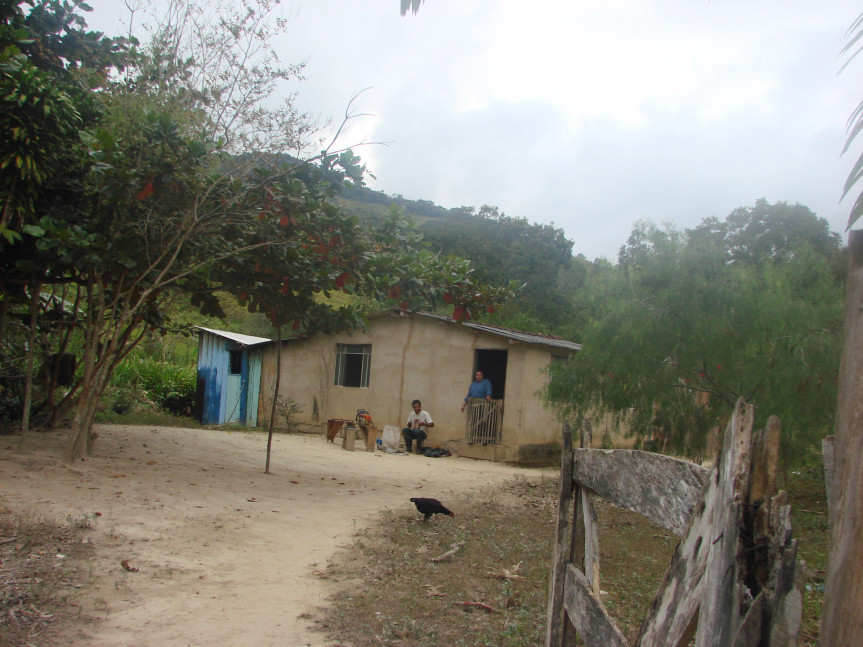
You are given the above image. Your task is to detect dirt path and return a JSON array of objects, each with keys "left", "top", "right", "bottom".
[{"left": 0, "top": 425, "right": 549, "bottom": 646}]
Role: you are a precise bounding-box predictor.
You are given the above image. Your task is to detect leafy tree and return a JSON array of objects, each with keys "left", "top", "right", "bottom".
[
  {"left": 549, "top": 212, "right": 845, "bottom": 463},
  {"left": 0, "top": 0, "right": 130, "bottom": 433},
  {"left": 686, "top": 198, "right": 843, "bottom": 264},
  {"left": 0, "top": 1, "right": 513, "bottom": 463},
  {"left": 420, "top": 205, "right": 575, "bottom": 330}
]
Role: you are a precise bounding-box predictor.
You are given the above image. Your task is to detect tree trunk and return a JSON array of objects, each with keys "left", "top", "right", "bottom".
[
  {"left": 821, "top": 229, "right": 863, "bottom": 644},
  {"left": 66, "top": 279, "right": 100, "bottom": 463},
  {"left": 20, "top": 282, "right": 41, "bottom": 435},
  {"left": 265, "top": 325, "right": 282, "bottom": 474},
  {"left": 0, "top": 293, "right": 9, "bottom": 351}
]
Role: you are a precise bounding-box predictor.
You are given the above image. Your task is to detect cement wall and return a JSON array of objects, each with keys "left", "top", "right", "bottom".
[{"left": 256, "top": 312, "right": 568, "bottom": 462}]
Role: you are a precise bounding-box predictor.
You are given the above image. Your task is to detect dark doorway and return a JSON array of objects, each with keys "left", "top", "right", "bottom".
[{"left": 474, "top": 349, "right": 508, "bottom": 400}]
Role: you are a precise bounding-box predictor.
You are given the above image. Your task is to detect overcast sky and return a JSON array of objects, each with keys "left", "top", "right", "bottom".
[{"left": 88, "top": 1, "right": 862, "bottom": 260}]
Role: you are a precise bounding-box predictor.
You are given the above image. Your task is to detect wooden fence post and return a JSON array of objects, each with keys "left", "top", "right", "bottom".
[
  {"left": 546, "top": 421, "right": 574, "bottom": 647},
  {"left": 821, "top": 229, "right": 863, "bottom": 645}
]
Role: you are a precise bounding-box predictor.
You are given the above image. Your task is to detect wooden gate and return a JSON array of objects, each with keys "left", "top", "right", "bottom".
[
  {"left": 465, "top": 398, "right": 503, "bottom": 445},
  {"left": 545, "top": 399, "right": 804, "bottom": 646}
]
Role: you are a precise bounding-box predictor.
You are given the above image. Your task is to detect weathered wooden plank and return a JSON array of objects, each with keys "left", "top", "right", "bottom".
[
  {"left": 574, "top": 419, "right": 600, "bottom": 595},
  {"left": 767, "top": 537, "right": 804, "bottom": 647},
  {"left": 695, "top": 399, "right": 754, "bottom": 647},
  {"left": 565, "top": 419, "right": 595, "bottom": 645},
  {"left": 749, "top": 415, "right": 781, "bottom": 504},
  {"left": 636, "top": 464, "right": 718, "bottom": 645},
  {"left": 571, "top": 448, "right": 708, "bottom": 536},
  {"left": 545, "top": 422, "right": 574, "bottom": 647},
  {"left": 637, "top": 400, "right": 753, "bottom": 647},
  {"left": 582, "top": 488, "right": 601, "bottom": 595},
  {"left": 563, "top": 563, "right": 630, "bottom": 647},
  {"left": 732, "top": 593, "right": 766, "bottom": 647},
  {"left": 822, "top": 229, "right": 863, "bottom": 646}
]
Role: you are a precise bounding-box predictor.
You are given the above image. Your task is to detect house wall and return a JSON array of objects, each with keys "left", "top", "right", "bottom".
[
  {"left": 257, "top": 312, "right": 567, "bottom": 463},
  {"left": 196, "top": 331, "right": 259, "bottom": 426},
  {"left": 197, "top": 332, "right": 229, "bottom": 425}
]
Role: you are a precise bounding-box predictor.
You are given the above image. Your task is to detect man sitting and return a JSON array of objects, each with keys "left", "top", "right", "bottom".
[{"left": 402, "top": 399, "right": 434, "bottom": 455}]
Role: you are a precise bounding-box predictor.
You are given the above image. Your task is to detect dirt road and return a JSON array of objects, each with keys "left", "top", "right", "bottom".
[{"left": 0, "top": 425, "right": 548, "bottom": 646}]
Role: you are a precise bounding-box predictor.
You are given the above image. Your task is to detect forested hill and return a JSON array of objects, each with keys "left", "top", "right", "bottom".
[
  {"left": 339, "top": 185, "right": 454, "bottom": 221},
  {"left": 337, "top": 185, "right": 590, "bottom": 337}
]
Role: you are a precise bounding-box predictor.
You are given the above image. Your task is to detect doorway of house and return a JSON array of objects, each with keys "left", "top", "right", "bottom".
[
  {"left": 475, "top": 349, "right": 507, "bottom": 399},
  {"left": 465, "top": 349, "right": 508, "bottom": 445}
]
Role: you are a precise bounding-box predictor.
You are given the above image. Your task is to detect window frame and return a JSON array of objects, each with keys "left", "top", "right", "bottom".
[{"left": 333, "top": 343, "right": 372, "bottom": 388}]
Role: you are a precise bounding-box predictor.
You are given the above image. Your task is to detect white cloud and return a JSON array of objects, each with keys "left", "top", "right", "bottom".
[{"left": 83, "top": 0, "right": 863, "bottom": 257}]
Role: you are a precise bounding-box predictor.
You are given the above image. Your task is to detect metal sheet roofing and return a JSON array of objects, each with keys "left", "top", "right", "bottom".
[
  {"left": 404, "top": 312, "right": 582, "bottom": 352},
  {"left": 195, "top": 326, "right": 271, "bottom": 347}
]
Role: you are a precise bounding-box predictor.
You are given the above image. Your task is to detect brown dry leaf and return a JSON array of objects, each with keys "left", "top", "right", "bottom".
[{"left": 120, "top": 560, "right": 139, "bottom": 573}]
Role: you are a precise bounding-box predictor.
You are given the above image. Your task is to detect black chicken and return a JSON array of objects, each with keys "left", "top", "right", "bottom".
[{"left": 410, "top": 497, "right": 455, "bottom": 521}]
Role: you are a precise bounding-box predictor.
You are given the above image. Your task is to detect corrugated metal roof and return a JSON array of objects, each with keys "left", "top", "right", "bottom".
[
  {"left": 195, "top": 326, "right": 271, "bottom": 347},
  {"left": 403, "top": 312, "right": 582, "bottom": 352}
]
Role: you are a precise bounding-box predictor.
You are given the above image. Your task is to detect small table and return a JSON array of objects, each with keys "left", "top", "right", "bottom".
[{"left": 326, "top": 418, "right": 377, "bottom": 452}]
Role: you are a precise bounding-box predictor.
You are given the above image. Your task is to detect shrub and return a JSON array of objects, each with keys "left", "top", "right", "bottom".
[{"left": 110, "top": 356, "right": 196, "bottom": 416}]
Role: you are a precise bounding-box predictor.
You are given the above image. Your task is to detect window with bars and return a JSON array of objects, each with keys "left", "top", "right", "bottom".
[{"left": 334, "top": 344, "right": 371, "bottom": 388}]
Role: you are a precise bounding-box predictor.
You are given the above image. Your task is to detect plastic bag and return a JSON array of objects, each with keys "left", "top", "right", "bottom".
[{"left": 382, "top": 425, "right": 401, "bottom": 452}]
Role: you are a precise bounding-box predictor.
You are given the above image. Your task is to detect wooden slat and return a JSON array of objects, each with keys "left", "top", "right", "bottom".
[
  {"left": 545, "top": 422, "right": 575, "bottom": 647},
  {"left": 563, "top": 563, "right": 630, "bottom": 647},
  {"left": 695, "top": 399, "right": 754, "bottom": 647},
  {"left": 636, "top": 456, "right": 719, "bottom": 646},
  {"left": 571, "top": 448, "right": 708, "bottom": 535},
  {"left": 581, "top": 420, "right": 600, "bottom": 595},
  {"left": 749, "top": 415, "right": 781, "bottom": 504},
  {"left": 822, "top": 229, "right": 863, "bottom": 646},
  {"left": 637, "top": 401, "right": 753, "bottom": 647},
  {"left": 766, "top": 537, "right": 804, "bottom": 646}
]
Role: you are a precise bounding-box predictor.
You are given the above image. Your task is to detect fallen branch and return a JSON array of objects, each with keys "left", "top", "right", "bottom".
[
  {"left": 453, "top": 601, "right": 495, "bottom": 613},
  {"left": 431, "top": 541, "right": 465, "bottom": 563},
  {"left": 487, "top": 560, "right": 525, "bottom": 580}
]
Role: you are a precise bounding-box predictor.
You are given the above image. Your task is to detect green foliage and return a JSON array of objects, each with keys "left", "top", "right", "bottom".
[
  {"left": 549, "top": 204, "right": 845, "bottom": 463},
  {"left": 109, "top": 354, "right": 196, "bottom": 415},
  {"left": 686, "top": 199, "right": 843, "bottom": 263},
  {"left": 420, "top": 205, "right": 575, "bottom": 328},
  {"left": 0, "top": 1, "right": 515, "bottom": 455},
  {"left": 268, "top": 395, "right": 303, "bottom": 432}
]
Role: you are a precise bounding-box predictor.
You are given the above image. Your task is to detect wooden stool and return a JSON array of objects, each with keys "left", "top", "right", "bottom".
[
  {"left": 359, "top": 425, "right": 378, "bottom": 452},
  {"left": 342, "top": 425, "right": 358, "bottom": 450},
  {"left": 326, "top": 418, "right": 350, "bottom": 443}
]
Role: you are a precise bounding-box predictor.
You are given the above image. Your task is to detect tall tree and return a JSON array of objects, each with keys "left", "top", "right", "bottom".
[
  {"left": 0, "top": 1, "right": 513, "bottom": 460},
  {"left": 549, "top": 211, "right": 845, "bottom": 462},
  {"left": 420, "top": 205, "right": 575, "bottom": 330}
]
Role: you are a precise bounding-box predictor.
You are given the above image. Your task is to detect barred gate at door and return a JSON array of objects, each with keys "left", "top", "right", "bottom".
[{"left": 465, "top": 398, "right": 503, "bottom": 445}]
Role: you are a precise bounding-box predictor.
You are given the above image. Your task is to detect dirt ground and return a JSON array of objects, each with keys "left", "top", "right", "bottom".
[{"left": 0, "top": 424, "right": 548, "bottom": 646}]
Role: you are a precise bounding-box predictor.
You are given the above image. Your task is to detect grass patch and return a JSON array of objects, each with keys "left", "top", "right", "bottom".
[
  {"left": 314, "top": 471, "right": 828, "bottom": 645},
  {"left": 94, "top": 409, "right": 205, "bottom": 428},
  {"left": 0, "top": 507, "right": 94, "bottom": 647},
  {"left": 312, "top": 477, "right": 677, "bottom": 646},
  {"left": 782, "top": 466, "right": 829, "bottom": 646}
]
